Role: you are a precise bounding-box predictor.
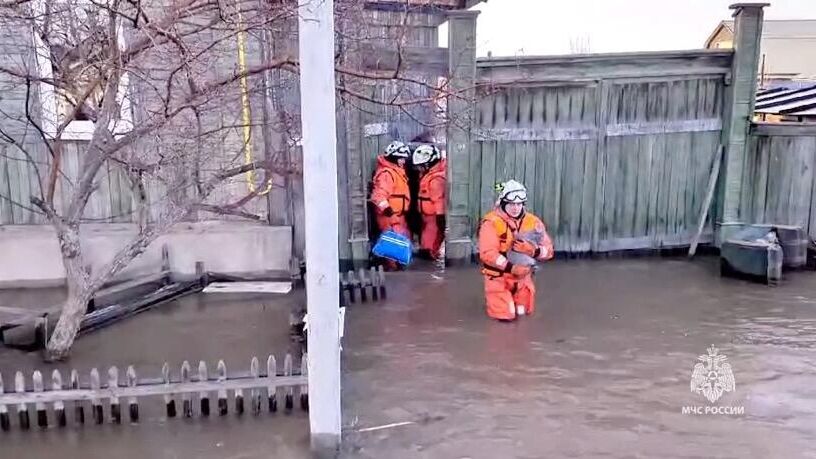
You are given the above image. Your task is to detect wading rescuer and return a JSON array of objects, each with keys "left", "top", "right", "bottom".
[
  {"left": 478, "top": 180, "right": 554, "bottom": 321},
  {"left": 370, "top": 141, "right": 412, "bottom": 269},
  {"left": 413, "top": 144, "right": 446, "bottom": 260}
]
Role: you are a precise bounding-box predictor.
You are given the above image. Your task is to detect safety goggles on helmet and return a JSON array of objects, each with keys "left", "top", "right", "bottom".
[
  {"left": 502, "top": 189, "right": 528, "bottom": 203},
  {"left": 412, "top": 144, "right": 440, "bottom": 166},
  {"left": 384, "top": 141, "right": 411, "bottom": 158}
]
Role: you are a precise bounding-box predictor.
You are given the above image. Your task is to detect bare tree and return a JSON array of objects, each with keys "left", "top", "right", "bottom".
[{"left": 0, "top": 0, "right": 461, "bottom": 360}]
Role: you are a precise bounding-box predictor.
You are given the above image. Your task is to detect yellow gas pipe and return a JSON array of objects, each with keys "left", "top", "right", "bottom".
[{"left": 235, "top": 3, "right": 273, "bottom": 196}]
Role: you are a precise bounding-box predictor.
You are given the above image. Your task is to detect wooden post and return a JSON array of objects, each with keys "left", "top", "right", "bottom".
[
  {"left": 217, "top": 360, "right": 228, "bottom": 416},
  {"left": 718, "top": 3, "right": 768, "bottom": 244},
  {"left": 234, "top": 365, "right": 245, "bottom": 416},
  {"left": 267, "top": 355, "right": 278, "bottom": 413},
  {"left": 445, "top": 10, "right": 480, "bottom": 265},
  {"left": 127, "top": 366, "right": 139, "bottom": 423},
  {"left": 181, "top": 362, "right": 192, "bottom": 417},
  {"left": 298, "top": 0, "right": 342, "bottom": 447},
  {"left": 52, "top": 370, "right": 66, "bottom": 427},
  {"left": 198, "top": 361, "right": 210, "bottom": 417},
  {"left": 347, "top": 270, "right": 357, "bottom": 304},
  {"left": 378, "top": 266, "right": 387, "bottom": 300},
  {"left": 108, "top": 366, "right": 121, "bottom": 424},
  {"left": 284, "top": 353, "right": 294, "bottom": 412},
  {"left": 71, "top": 370, "right": 84, "bottom": 424},
  {"left": 162, "top": 363, "right": 176, "bottom": 418},
  {"left": 300, "top": 354, "right": 309, "bottom": 411},
  {"left": 358, "top": 268, "right": 368, "bottom": 303},
  {"left": 33, "top": 371, "right": 47, "bottom": 428},
  {"left": 369, "top": 267, "right": 379, "bottom": 301},
  {"left": 15, "top": 372, "right": 28, "bottom": 430},
  {"left": 0, "top": 372, "right": 9, "bottom": 431},
  {"left": 250, "top": 357, "right": 261, "bottom": 415},
  {"left": 90, "top": 368, "right": 103, "bottom": 424}
]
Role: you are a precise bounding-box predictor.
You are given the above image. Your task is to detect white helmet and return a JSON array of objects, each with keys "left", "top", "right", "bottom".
[
  {"left": 497, "top": 179, "right": 528, "bottom": 203},
  {"left": 384, "top": 141, "right": 410, "bottom": 158},
  {"left": 412, "top": 144, "right": 441, "bottom": 166}
]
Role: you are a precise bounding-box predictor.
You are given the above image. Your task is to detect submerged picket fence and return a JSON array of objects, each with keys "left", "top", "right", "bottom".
[{"left": 0, "top": 353, "right": 307, "bottom": 431}]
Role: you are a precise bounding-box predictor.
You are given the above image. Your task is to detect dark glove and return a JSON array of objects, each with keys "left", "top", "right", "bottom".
[{"left": 382, "top": 207, "right": 395, "bottom": 217}]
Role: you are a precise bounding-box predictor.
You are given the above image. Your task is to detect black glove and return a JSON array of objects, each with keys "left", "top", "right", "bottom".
[{"left": 382, "top": 207, "right": 395, "bottom": 217}]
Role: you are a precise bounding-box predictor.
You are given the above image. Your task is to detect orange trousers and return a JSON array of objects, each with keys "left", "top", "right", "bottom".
[
  {"left": 483, "top": 273, "right": 536, "bottom": 320},
  {"left": 376, "top": 214, "right": 410, "bottom": 270},
  {"left": 420, "top": 215, "right": 444, "bottom": 259}
]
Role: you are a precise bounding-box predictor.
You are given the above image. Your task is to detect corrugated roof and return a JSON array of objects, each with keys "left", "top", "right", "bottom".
[{"left": 755, "top": 84, "right": 816, "bottom": 116}]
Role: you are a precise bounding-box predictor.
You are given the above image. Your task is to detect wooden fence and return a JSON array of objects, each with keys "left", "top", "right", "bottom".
[
  {"left": 466, "top": 50, "right": 732, "bottom": 253},
  {"left": 739, "top": 123, "right": 816, "bottom": 238},
  {"left": 0, "top": 353, "right": 307, "bottom": 431}
]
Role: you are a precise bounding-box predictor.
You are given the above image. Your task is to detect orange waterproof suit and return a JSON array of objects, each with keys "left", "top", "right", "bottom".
[
  {"left": 478, "top": 208, "right": 554, "bottom": 320},
  {"left": 417, "top": 159, "right": 447, "bottom": 259},
  {"left": 370, "top": 156, "right": 411, "bottom": 238}
]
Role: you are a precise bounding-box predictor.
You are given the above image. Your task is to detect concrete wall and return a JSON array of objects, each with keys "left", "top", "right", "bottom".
[{"left": 0, "top": 222, "right": 292, "bottom": 288}]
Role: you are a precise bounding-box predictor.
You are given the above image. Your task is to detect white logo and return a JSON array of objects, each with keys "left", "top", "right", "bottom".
[{"left": 690, "top": 345, "right": 735, "bottom": 403}]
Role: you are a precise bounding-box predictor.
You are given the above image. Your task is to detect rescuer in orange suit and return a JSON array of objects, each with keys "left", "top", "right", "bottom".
[
  {"left": 370, "top": 141, "right": 412, "bottom": 269},
  {"left": 413, "top": 144, "right": 446, "bottom": 260},
  {"left": 478, "top": 180, "right": 554, "bottom": 321}
]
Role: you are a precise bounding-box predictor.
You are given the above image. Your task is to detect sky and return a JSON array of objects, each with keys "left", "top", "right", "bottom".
[{"left": 440, "top": 0, "right": 816, "bottom": 57}]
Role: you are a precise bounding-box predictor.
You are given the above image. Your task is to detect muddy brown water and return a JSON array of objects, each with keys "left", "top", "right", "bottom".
[{"left": 1, "top": 257, "right": 816, "bottom": 458}]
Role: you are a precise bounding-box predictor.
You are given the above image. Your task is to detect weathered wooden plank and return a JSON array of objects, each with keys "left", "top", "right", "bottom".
[
  {"left": 477, "top": 50, "right": 734, "bottom": 84},
  {"left": 579, "top": 139, "right": 597, "bottom": 248},
  {"left": 468, "top": 137, "right": 482, "bottom": 235},
  {"left": 523, "top": 141, "right": 537, "bottom": 211},
  {"left": 109, "top": 366, "right": 121, "bottom": 424},
  {"left": 533, "top": 141, "right": 547, "bottom": 222},
  {"left": 551, "top": 141, "right": 564, "bottom": 247},
  {"left": 689, "top": 145, "right": 723, "bottom": 257},
  {"left": 127, "top": 366, "right": 139, "bottom": 422},
  {"left": 493, "top": 90, "right": 507, "bottom": 129},
  {"left": 52, "top": 370, "right": 66, "bottom": 427},
  {"left": 15, "top": 372, "right": 28, "bottom": 430},
  {"left": 605, "top": 119, "right": 722, "bottom": 136},
  {"left": 91, "top": 368, "right": 103, "bottom": 424},
  {"left": 0, "top": 372, "right": 7, "bottom": 431},
  {"left": 751, "top": 122, "right": 816, "bottom": 137},
  {"left": 506, "top": 87, "right": 521, "bottom": 128},
  {"left": 478, "top": 90, "right": 495, "bottom": 129},
  {"left": 514, "top": 141, "right": 526, "bottom": 182},
  {"left": 479, "top": 141, "right": 497, "bottom": 216},
  {"left": 474, "top": 127, "right": 596, "bottom": 141}
]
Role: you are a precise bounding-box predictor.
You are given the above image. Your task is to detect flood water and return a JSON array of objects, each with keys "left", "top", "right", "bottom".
[{"left": 1, "top": 256, "right": 815, "bottom": 458}]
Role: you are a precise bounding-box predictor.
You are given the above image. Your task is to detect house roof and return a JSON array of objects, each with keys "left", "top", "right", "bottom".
[
  {"left": 755, "top": 84, "right": 816, "bottom": 116},
  {"left": 364, "top": 0, "right": 485, "bottom": 10},
  {"left": 706, "top": 19, "right": 816, "bottom": 79}
]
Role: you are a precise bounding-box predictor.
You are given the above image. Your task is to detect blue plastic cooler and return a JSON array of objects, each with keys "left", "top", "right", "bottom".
[{"left": 372, "top": 230, "right": 413, "bottom": 265}]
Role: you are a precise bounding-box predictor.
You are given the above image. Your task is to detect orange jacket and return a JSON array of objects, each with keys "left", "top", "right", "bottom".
[
  {"left": 370, "top": 156, "right": 410, "bottom": 215},
  {"left": 418, "top": 159, "right": 446, "bottom": 216},
  {"left": 478, "top": 208, "right": 554, "bottom": 277}
]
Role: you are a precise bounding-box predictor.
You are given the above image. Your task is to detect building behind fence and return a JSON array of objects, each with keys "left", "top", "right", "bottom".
[{"left": 0, "top": 2, "right": 812, "bottom": 279}]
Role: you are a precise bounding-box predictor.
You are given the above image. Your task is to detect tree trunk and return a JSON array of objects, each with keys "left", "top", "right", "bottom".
[{"left": 45, "top": 226, "right": 93, "bottom": 361}]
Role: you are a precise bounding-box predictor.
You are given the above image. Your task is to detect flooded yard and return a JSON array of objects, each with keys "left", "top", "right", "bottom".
[{"left": 1, "top": 256, "right": 815, "bottom": 458}]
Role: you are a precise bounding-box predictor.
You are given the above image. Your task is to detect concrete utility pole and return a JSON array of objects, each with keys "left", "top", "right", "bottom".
[
  {"left": 718, "top": 3, "right": 768, "bottom": 243},
  {"left": 297, "top": 0, "right": 342, "bottom": 451}
]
